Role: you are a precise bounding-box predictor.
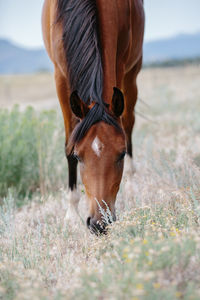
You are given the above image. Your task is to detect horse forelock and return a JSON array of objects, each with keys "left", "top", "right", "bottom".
[
  {"left": 66, "top": 103, "right": 122, "bottom": 155},
  {"left": 57, "top": 0, "right": 103, "bottom": 104}
]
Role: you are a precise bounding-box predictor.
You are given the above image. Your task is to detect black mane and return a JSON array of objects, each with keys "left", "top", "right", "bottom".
[{"left": 57, "top": 0, "right": 103, "bottom": 104}]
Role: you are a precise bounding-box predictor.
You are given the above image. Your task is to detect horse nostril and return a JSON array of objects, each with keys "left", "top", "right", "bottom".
[{"left": 86, "top": 216, "right": 91, "bottom": 228}]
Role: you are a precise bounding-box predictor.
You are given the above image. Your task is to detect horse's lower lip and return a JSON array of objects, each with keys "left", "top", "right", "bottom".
[{"left": 89, "top": 223, "right": 107, "bottom": 235}]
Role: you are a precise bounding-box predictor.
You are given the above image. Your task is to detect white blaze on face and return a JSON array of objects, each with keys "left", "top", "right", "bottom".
[{"left": 91, "top": 136, "right": 104, "bottom": 157}]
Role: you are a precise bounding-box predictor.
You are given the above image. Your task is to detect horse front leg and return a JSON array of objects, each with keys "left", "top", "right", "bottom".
[
  {"left": 122, "top": 57, "right": 142, "bottom": 175},
  {"left": 65, "top": 152, "right": 80, "bottom": 222},
  {"left": 54, "top": 67, "right": 80, "bottom": 223}
]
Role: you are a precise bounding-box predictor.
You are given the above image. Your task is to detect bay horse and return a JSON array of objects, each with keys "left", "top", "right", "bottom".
[{"left": 42, "top": 0, "right": 144, "bottom": 234}]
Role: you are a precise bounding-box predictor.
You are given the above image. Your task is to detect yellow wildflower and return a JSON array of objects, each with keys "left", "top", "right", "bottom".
[
  {"left": 170, "top": 232, "right": 176, "bottom": 237},
  {"left": 123, "top": 252, "right": 128, "bottom": 259},
  {"left": 175, "top": 291, "right": 182, "bottom": 298},
  {"left": 136, "top": 283, "right": 144, "bottom": 290},
  {"left": 125, "top": 258, "right": 132, "bottom": 263},
  {"left": 153, "top": 282, "right": 161, "bottom": 289}
]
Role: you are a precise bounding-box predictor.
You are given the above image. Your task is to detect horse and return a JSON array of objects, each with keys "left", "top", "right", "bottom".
[{"left": 42, "top": 0, "right": 144, "bottom": 234}]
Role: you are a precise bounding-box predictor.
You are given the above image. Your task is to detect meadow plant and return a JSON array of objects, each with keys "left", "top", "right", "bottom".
[
  {"left": 0, "top": 66, "right": 200, "bottom": 299},
  {"left": 0, "top": 106, "right": 66, "bottom": 205}
]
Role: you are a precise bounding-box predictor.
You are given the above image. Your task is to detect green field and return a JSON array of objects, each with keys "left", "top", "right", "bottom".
[{"left": 0, "top": 65, "right": 200, "bottom": 299}]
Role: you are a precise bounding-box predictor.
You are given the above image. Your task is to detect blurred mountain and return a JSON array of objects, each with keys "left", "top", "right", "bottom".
[
  {"left": 0, "top": 32, "right": 200, "bottom": 74},
  {"left": 0, "top": 39, "right": 53, "bottom": 74},
  {"left": 143, "top": 32, "right": 200, "bottom": 64}
]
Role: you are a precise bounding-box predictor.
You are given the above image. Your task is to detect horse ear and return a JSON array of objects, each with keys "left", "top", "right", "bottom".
[
  {"left": 70, "top": 91, "right": 89, "bottom": 119},
  {"left": 111, "top": 87, "right": 124, "bottom": 117}
]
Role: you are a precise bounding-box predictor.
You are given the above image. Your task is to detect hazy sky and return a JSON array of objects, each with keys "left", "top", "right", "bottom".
[{"left": 0, "top": 0, "right": 200, "bottom": 48}]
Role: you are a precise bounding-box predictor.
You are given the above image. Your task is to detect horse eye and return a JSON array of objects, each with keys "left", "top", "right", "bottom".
[
  {"left": 117, "top": 151, "right": 126, "bottom": 162},
  {"left": 73, "top": 153, "right": 82, "bottom": 162}
]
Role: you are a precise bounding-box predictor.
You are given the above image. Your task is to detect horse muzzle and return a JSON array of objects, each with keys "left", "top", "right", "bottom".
[{"left": 86, "top": 213, "right": 116, "bottom": 235}]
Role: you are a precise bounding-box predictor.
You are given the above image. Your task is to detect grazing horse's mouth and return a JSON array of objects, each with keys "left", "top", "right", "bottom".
[
  {"left": 87, "top": 216, "right": 108, "bottom": 235},
  {"left": 86, "top": 213, "right": 116, "bottom": 235}
]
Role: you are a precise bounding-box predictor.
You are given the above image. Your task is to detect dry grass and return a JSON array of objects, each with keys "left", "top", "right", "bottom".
[
  {"left": 0, "top": 73, "right": 57, "bottom": 110},
  {"left": 0, "top": 65, "right": 200, "bottom": 299}
]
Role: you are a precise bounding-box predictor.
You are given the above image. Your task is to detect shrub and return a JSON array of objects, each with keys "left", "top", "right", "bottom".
[{"left": 0, "top": 106, "right": 66, "bottom": 204}]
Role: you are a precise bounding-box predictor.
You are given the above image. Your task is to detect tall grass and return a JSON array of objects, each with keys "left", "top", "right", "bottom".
[
  {"left": 0, "top": 66, "right": 200, "bottom": 299},
  {"left": 0, "top": 106, "right": 66, "bottom": 205}
]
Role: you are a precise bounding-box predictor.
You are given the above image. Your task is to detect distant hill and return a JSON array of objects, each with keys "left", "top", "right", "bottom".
[
  {"left": 0, "top": 39, "right": 53, "bottom": 74},
  {"left": 143, "top": 32, "right": 200, "bottom": 64},
  {"left": 0, "top": 32, "right": 200, "bottom": 74}
]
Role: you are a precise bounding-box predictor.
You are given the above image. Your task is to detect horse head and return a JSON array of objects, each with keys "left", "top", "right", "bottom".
[{"left": 67, "top": 88, "right": 126, "bottom": 234}]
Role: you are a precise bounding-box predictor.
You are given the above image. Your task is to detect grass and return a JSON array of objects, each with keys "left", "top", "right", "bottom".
[
  {"left": 74, "top": 207, "right": 200, "bottom": 299},
  {"left": 0, "top": 106, "right": 66, "bottom": 205},
  {"left": 0, "top": 65, "right": 200, "bottom": 299}
]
